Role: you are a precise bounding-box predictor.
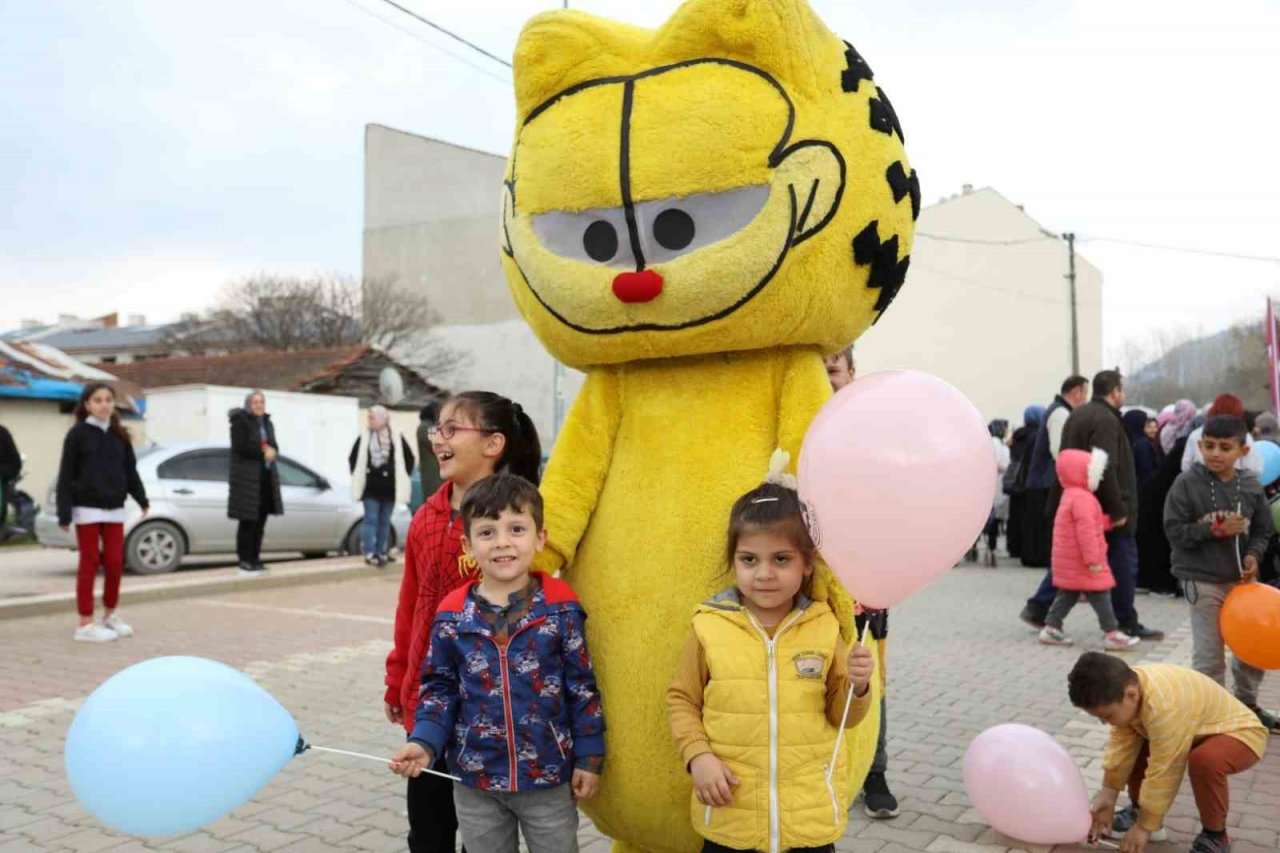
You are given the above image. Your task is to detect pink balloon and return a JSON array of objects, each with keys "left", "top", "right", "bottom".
[
  {"left": 963, "top": 724, "right": 1092, "bottom": 845},
  {"left": 798, "top": 370, "right": 995, "bottom": 609}
]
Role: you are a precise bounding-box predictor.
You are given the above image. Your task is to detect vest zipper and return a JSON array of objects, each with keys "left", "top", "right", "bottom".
[
  {"left": 488, "top": 617, "right": 547, "bottom": 792},
  {"left": 746, "top": 609, "right": 803, "bottom": 853}
]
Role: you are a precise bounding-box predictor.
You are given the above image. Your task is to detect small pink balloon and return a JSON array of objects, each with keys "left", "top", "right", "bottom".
[
  {"left": 798, "top": 370, "right": 995, "bottom": 609},
  {"left": 963, "top": 724, "right": 1092, "bottom": 845}
]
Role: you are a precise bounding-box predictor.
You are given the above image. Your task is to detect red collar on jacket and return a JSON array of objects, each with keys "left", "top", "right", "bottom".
[
  {"left": 437, "top": 571, "right": 579, "bottom": 614},
  {"left": 425, "top": 480, "right": 455, "bottom": 515}
]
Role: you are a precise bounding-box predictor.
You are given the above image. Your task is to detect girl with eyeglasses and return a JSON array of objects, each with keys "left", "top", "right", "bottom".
[{"left": 383, "top": 390, "right": 541, "bottom": 852}]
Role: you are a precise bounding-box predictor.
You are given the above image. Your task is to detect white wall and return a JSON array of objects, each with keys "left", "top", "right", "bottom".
[
  {"left": 143, "top": 386, "right": 361, "bottom": 484},
  {"left": 0, "top": 400, "right": 73, "bottom": 502},
  {"left": 855, "top": 188, "right": 1103, "bottom": 426},
  {"left": 363, "top": 126, "right": 513, "bottom": 326}
]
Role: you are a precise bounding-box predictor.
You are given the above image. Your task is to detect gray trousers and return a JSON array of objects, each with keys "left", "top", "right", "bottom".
[
  {"left": 1046, "top": 589, "right": 1119, "bottom": 632},
  {"left": 453, "top": 784, "right": 578, "bottom": 853},
  {"left": 1183, "top": 580, "right": 1265, "bottom": 707}
]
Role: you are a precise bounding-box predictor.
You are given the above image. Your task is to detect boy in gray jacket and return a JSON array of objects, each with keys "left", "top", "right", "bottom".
[{"left": 1164, "top": 414, "right": 1279, "bottom": 733}]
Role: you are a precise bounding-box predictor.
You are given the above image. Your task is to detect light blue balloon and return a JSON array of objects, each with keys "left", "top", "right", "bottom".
[
  {"left": 65, "top": 656, "right": 300, "bottom": 837},
  {"left": 1257, "top": 440, "right": 1280, "bottom": 487}
]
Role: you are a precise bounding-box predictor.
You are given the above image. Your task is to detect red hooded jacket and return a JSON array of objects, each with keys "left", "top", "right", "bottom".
[
  {"left": 384, "top": 482, "right": 477, "bottom": 730},
  {"left": 1050, "top": 448, "right": 1116, "bottom": 592}
]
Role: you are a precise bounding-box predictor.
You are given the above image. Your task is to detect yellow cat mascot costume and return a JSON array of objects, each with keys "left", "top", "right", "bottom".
[{"left": 500, "top": 0, "right": 916, "bottom": 849}]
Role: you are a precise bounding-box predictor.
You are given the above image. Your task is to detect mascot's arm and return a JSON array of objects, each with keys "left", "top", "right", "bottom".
[
  {"left": 535, "top": 368, "right": 621, "bottom": 573},
  {"left": 777, "top": 349, "right": 859, "bottom": 644}
]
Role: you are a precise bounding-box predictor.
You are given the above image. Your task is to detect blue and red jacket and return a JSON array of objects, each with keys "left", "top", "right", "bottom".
[{"left": 409, "top": 572, "right": 605, "bottom": 791}]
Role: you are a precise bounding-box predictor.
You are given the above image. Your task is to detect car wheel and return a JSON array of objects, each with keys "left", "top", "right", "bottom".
[
  {"left": 343, "top": 523, "right": 363, "bottom": 556},
  {"left": 126, "top": 520, "right": 185, "bottom": 574}
]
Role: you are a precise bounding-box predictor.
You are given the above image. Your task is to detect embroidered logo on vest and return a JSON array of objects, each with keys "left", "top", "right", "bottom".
[{"left": 792, "top": 650, "right": 828, "bottom": 679}]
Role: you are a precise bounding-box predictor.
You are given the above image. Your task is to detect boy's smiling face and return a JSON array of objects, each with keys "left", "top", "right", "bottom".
[
  {"left": 463, "top": 505, "right": 546, "bottom": 588},
  {"left": 1200, "top": 435, "right": 1248, "bottom": 477}
]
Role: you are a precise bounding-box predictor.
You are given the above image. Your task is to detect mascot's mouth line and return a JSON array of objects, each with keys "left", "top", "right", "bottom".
[{"left": 509, "top": 190, "right": 798, "bottom": 336}]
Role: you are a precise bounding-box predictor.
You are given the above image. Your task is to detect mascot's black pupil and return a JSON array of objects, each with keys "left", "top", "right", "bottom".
[
  {"left": 654, "top": 208, "right": 695, "bottom": 251},
  {"left": 583, "top": 220, "right": 618, "bottom": 262}
]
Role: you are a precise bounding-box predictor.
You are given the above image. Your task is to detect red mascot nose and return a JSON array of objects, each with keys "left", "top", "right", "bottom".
[{"left": 611, "top": 270, "right": 664, "bottom": 303}]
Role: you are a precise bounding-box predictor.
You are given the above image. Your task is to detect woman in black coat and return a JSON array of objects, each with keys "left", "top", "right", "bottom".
[{"left": 228, "top": 390, "right": 283, "bottom": 574}]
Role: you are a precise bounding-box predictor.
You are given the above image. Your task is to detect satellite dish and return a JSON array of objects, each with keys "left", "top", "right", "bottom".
[{"left": 378, "top": 367, "right": 405, "bottom": 406}]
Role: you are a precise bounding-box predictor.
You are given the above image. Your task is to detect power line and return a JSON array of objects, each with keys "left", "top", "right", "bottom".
[
  {"left": 340, "top": 0, "right": 511, "bottom": 85},
  {"left": 370, "top": 0, "right": 512, "bottom": 68},
  {"left": 915, "top": 233, "right": 1054, "bottom": 246},
  {"left": 1077, "top": 236, "right": 1280, "bottom": 264}
]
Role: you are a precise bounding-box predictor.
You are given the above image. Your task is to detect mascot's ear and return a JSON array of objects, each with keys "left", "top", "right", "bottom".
[
  {"left": 774, "top": 140, "right": 845, "bottom": 246},
  {"left": 512, "top": 11, "right": 650, "bottom": 123}
]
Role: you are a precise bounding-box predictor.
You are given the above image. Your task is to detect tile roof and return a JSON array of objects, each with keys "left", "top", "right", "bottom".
[{"left": 105, "top": 345, "right": 374, "bottom": 393}]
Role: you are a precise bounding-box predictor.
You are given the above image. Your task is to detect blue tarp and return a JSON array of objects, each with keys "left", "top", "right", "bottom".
[{"left": 0, "top": 371, "right": 85, "bottom": 402}]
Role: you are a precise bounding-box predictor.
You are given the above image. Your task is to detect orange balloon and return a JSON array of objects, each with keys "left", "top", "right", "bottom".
[{"left": 1221, "top": 583, "right": 1280, "bottom": 670}]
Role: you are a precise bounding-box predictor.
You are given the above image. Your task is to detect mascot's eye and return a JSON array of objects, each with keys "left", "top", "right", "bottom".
[
  {"left": 531, "top": 208, "right": 636, "bottom": 268},
  {"left": 652, "top": 209, "right": 695, "bottom": 251},
  {"left": 583, "top": 220, "right": 619, "bottom": 262},
  {"left": 633, "top": 186, "right": 769, "bottom": 265}
]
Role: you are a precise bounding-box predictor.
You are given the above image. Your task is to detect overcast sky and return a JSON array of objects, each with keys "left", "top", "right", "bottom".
[{"left": 2, "top": 0, "right": 1277, "bottom": 363}]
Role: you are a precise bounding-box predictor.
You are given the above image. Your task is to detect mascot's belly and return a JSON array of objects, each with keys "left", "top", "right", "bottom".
[{"left": 561, "top": 351, "right": 879, "bottom": 852}]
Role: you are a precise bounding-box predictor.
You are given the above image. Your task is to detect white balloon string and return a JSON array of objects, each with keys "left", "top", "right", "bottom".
[
  {"left": 306, "top": 744, "right": 462, "bottom": 782},
  {"left": 827, "top": 620, "right": 870, "bottom": 782}
]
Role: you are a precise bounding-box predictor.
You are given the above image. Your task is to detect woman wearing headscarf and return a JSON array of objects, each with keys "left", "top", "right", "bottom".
[
  {"left": 228, "top": 390, "right": 283, "bottom": 574},
  {"left": 1136, "top": 399, "right": 1197, "bottom": 596},
  {"left": 1124, "top": 409, "right": 1159, "bottom": 489},
  {"left": 1006, "top": 405, "right": 1046, "bottom": 564},
  {"left": 349, "top": 405, "right": 415, "bottom": 567},
  {"left": 1160, "top": 399, "right": 1197, "bottom": 456}
]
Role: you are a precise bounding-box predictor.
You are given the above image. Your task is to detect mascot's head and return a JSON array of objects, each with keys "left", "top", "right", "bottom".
[{"left": 501, "top": 0, "right": 916, "bottom": 368}]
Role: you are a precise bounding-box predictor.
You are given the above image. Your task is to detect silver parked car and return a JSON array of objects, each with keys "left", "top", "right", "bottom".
[{"left": 36, "top": 442, "right": 411, "bottom": 573}]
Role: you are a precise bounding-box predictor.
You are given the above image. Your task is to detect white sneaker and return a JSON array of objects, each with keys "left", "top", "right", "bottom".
[
  {"left": 75, "top": 623, "right": 118, "bottom": 643},
  {"left": 1037, "top": 626, "right": 1074, "bottom": 646},
  {"left": 1104, "top": 630, "right": 1140, "bottom": 650},
  {"left": 103, "top": 613, "right": 133, "bottom": 637}
]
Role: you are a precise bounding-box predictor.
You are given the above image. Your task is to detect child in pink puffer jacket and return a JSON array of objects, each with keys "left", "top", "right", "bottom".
[{"left": 1038, "top": 448, "right": 1140, "bottom": 650}]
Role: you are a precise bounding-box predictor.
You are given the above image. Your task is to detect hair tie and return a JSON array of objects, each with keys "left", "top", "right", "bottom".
[{"left": 762, "top": 448, "right": 799, "bottom": 490}]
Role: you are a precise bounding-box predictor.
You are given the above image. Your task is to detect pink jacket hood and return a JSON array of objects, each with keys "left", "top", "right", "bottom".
[{"left": 1056, "top": 447, "right": 1109, "bottom": 493}]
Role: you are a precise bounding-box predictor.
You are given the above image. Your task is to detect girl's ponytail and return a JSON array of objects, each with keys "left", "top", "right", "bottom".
[
  {"left": 505, "top": 402, "right": 543, "bottom": 485},
  {"left": 448, "top": 392, "right": 543, "bottom": 485}
]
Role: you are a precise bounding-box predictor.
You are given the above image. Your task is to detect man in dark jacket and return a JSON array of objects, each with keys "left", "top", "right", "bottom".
[
  {"left": 1054, "top": 370, "right": 1163, "bottom": 640},
  {"left": 1019, "top": 376, "right": 1088, "bottom": 626}
]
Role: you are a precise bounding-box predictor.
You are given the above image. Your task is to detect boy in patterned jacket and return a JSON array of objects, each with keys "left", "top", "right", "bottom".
[{"left": 390, "top": 473, "right": 604, "bottom": 852}]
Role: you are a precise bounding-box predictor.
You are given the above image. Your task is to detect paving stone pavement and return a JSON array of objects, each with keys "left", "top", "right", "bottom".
[{"left": 0, "top": 558, "right": 1275, "bottom": 852}]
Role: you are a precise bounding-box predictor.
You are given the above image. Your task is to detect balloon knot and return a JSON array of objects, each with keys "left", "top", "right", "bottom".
[{"left": 294, "top": 736, "right": 309, "bottom": 755}]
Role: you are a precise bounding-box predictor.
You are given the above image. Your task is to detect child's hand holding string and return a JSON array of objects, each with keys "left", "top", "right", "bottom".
[
  {"left": 388, "top": 742, "right": 432, "bottom": 778},
  {"left": 1243, "top": 554, "right": 1259, "bottom": 582},
  {"left": 848, "top": 643, "right": 875, "bottom": 697}
]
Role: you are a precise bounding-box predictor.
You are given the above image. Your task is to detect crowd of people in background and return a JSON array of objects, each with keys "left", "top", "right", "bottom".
[{"left": 980, "top": 370, "right": 1280, "bottom": 740}]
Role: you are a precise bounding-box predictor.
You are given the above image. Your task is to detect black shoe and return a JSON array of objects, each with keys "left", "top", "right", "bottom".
[
  {"left": 862, "top": 771, "right": 900, "bottom": 819},
  {"left": 1189, "top": 829, "right": 1230, "bottom": 853},
  {"left": 1110, "top": 805, "right": 1169, "bottom": 841},
  {"left": 964, "top": 547, "right": 978, "bottom": 563},
  {"left": 1247, "top": 705, "right": 1280, "bottom": 733},
  {"left": 238, "top": 561, "right": 263, "bottom": 575},
  {"left": 1122, "top": 623, "right": 1164, "bottom": 641},
  {"left": 1020, "top": 603, "right": 1047, "bottom": 630}
]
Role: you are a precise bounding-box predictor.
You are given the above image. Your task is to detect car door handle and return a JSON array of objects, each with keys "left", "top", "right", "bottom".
[{"left": 172, "top": 488, "right": 194, "bottom": 495}]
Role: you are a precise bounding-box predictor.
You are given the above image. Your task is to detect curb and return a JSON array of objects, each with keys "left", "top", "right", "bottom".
[{"left": 0, "top": 561, "right": 383, "bottom": 620}]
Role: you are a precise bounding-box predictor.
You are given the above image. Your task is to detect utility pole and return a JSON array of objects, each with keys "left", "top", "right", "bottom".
[{"left": 1065, "top": 232, "right": 1079, "bottom": 375}]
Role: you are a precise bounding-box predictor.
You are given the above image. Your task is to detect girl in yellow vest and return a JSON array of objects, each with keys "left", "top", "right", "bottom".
[{"left": 667, "top": 455, "right": 876, "bottom": 853}]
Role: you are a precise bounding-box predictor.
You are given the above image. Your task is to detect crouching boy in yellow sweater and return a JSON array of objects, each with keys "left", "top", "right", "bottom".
[{"left": 1068, "top": 652, "right": 1266, "bottom": 853}]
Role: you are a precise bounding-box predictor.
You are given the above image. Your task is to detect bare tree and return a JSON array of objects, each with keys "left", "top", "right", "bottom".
[
  {"left": 173, "top": 273, "right": 463, "bottom": 377},
  {"left": 1123, "top": 318, "right": 1272, "bottom": 411}
]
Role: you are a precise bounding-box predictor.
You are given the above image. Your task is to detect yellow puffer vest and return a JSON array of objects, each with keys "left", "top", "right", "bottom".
[{"left": 692, "top": 592, "right": 853, "bottom": 852}]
